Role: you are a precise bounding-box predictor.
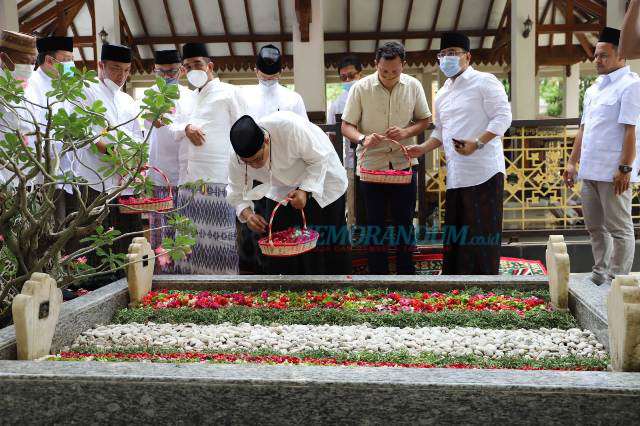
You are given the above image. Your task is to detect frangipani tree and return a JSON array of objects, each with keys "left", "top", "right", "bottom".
[{"left": 0, "top": 66, "right": 195, "bottom": 323}]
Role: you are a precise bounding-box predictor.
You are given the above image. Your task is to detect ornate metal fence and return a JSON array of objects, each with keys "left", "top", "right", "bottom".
[{"left": 424, "top": 119, "right": 640, "bottom": 236}]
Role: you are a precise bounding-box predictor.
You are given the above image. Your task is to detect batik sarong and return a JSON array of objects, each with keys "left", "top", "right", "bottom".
[{"left": 173, "top": 184, "right": 238, "bottom": 274}]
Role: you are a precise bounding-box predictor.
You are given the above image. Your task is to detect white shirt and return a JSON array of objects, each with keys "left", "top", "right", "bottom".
[
  {"left": 0, "top": 84, "right": 35, "bottom": 185},
  {"left": 432, "top": 66, "right": 512, "bottom": 189},
  {"left": 146, "top": 84, "right": 193, "bottom": 186},
  {"left": 579, "top": 66, "right": 640, "bottom": 182},
  {"left": 327, "top": 88, "right": 350, "bottom": 125},
  {"left": 241, "top": 82, "right": 307, "bottom": 121},
  {"left": 75, "top": 80, "right": 143, "bottom": 191},
  {"left": 227, "top": 111, "right": 348, "bottom": 221},
  {"left": 26, "top": 68, "right": 75, "bottom": 192},
  {"left": 171, "top": 78, "right": 246, "bottom": 185},
  {"left": 327, "top": 87, "right": 356, "bottom": 169}
]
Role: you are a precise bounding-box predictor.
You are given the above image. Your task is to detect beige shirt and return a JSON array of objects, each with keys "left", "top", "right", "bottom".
[{"left": 341, "top": 72, "right": 431, "bottom": 172}]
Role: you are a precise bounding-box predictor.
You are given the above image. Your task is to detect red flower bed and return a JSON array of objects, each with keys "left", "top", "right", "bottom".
[
  {"left": 56, "top": 351, "right": 600, "bottom": 371},
  {"left": 140, "top": 289, "right": 548, "bottom": 316}
]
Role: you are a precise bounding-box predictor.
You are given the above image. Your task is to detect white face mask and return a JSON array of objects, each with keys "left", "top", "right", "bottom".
[
  {"left": 258, "top": 78, "right": 278, "bottom": 88},
  {"left": 187, "top": 70, "right": 208, "bottom": 88},
  {"left": 12, "top": 64, "right": 34, "bottom": 82},
  {"left": 103, "top": 78, "right": 122, "bottom": 92}
]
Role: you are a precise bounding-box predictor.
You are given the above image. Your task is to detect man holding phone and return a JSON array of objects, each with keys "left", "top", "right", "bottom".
[{"left": 407, "top": 32, "right": 512, "bottom": 275}]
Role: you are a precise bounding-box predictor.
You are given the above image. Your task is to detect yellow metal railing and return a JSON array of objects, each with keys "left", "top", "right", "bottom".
[{"left": 424, "top": 119, "right": 640, "bottom": 233}]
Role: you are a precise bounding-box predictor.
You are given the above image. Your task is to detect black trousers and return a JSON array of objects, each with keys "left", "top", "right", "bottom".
[
  {"left": 260, "top": 195, "right": 352, "bottom": 275},
  {"left": 359, "top": 169, "right": 417, "bottom": 275},
  {"left": 442, "top": 172, "right": 504, "bottom": 275},
  {"left": 237, "top": 197, "right": 267, "bottom": 274}
]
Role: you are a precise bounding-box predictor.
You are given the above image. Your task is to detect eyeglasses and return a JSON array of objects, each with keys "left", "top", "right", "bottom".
[
  {"left": 436, "top": 50, "right": 467, "bottom": 59},
  {"left": 339, "top": 72, "right": 359, "bottom": 82}
]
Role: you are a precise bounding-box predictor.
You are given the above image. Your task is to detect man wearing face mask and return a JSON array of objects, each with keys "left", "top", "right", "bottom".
[
  {"left": 341, "top": 41, "right": 432, "bottom": 275},
  {"left": 145, "top": 49, "right": 193, "bottom": 269},
  {"left": 327, "top": 55, "right": 363, "bottom": 226},
  {"left": 171, "top": 42, "right": 247, "bottom": 274},
  {"left": 407, "top": 32, "right": 512, "bottom": 275},
  {"left": 0, "top": 30, "right": 37, "bottom": 185},
  {"left": 28, "top": 36, "right": 76, "bottom": 223},
  {"left": 236, "top": 44, "right": 307, "bottom": 274},
  {"left": 241, "top": 44, "right": 306, "bottom": 120},
  {"left": 74, "top": 43, "right": 144, "bottom": 258},
  {"left": 227, "top": 112, "right": 350, "bottom": 275}
]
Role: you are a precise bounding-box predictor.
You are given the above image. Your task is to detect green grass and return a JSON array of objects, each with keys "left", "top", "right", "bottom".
[
  {"left": 113, "top": 305, "right": 577, "bottom": 330},
  {"left": 58, "top": 345, "right": 608, "bottom": 371}
]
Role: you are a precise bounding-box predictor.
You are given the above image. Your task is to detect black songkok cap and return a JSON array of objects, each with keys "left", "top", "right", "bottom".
[
  {"left": 230, "top": 115, "right": 265, "bottom": 158},
  {"left": 256, "top": 44, "right": 282, "bottom": 75},
  {"left": 101, "top": 43, "right": 132, "bottom": 63},
  {"left": 36, "top": 36, "right": 73, "bottom": 53},
  {"left": 598, "top": 27, "right": 621, "bottom": 46},
  {"left": 182, "top": 43, "right": 209, "bottom": 59},
  {"left": 440, "top": 32, "right": 470, "bottom": 52},
  {"left": 154, "top": 49, "right": 181, "bottom": 64}
]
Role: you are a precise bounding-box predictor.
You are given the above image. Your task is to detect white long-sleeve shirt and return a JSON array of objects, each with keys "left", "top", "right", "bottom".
[
  {"left": 432, "top": 66, "right": 512, "bottom": 189},
  {"left": 75, "top": 80, "right": 143, "bottom": 192},
  {"left": 146, "top": 84, "right": 193, "bottom": 186},
  {"left": 327, "top": 88, "right": 356, "bottom": 169},
  {"left": 226, "top": 111, "right": 347, "bottom": 221},
  {"left": 0, "top": 84, "right": 35, "bottom": 186},
  {"left": 26, "top": 68, "right": 75, "bottom": 192},
  {"left": 241, "top": 83, "right": 307, "bottom": 121},
  {"left": 579, "top": 66, "right": 640, "bottom": 183},
  {"left": 171, "top": 78, "right": 246, "bottom": 185}
]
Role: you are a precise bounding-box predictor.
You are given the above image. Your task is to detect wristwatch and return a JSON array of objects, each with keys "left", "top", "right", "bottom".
[
  {"left": 619, "top": 165, "right": 633, "bottom": 174},
  {"left": 475, "top": 138, "right": 485, "bottom": 150},
  {"left": 357, "top": 134, "right": 366, "bottom": 145},
  {"left": 297, "top": 188, "right": 312, "bottom": 198}
]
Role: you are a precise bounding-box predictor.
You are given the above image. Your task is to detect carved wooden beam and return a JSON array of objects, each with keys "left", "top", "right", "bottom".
[
  {"left": 295, "top": 0, "right": 311, "bottom": 42},
  {"left": 20, "top": 0, "right": 84, "bottom": 34},
  {"left": 426, "top": 0, "right": 443, "bottom": 50},
  {"left": 133, "top": 29, "right": 499, "bottom": 46}
]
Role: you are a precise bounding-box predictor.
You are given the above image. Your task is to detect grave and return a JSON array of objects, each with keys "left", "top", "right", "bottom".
[{"left": 1, "top": 237, "right": 639, "bottom": 423}]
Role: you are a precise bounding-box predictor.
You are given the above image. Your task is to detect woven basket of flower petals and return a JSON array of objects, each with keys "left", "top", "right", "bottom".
[
  {"left": 259, "top": 197, "right": 319, "bottom": 257},
  {"left": 118, "top": 166, "right": 173, "bottom": 214},
  {"left": 359, "top": 138, "right": 413, "bottom": 184}
]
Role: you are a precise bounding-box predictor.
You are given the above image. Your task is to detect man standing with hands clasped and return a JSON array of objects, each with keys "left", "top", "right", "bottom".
[
  {"left": 407, "top": 32, "right": 512, "bottom": 275},
  {"left": 341, "top": 41, "right": 431, "bottom": 275},
  {"left": 564, "top": 27, "right": 640, "bottom": 286}
]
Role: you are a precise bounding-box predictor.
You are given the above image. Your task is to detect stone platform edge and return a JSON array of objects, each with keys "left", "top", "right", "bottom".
[
  {"left": 152, "top": 274, "right": 549, "bottom": 291},
  {"left": 1, "top": 361, "right": 639, "bottom": 424}
]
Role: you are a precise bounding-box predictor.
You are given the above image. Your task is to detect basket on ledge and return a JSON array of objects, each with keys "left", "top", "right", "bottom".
[{"left": 118, "top": 165, "right": 174, "bottom": 215}]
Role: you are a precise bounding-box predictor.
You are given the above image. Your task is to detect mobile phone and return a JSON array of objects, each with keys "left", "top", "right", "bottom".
[{"left": 452, "top": 138, "right": 464, "bottom": 147}]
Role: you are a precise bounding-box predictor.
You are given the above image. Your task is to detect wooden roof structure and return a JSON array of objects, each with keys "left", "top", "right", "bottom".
[{"left": 16, "top": 0, "right": 607, "bottom": 74}]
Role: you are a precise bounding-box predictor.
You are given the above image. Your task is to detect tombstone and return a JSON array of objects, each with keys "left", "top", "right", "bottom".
[
  {"left": 12, "top": 273, "right": 62, "bottom": 360},
  {"left": 126, "top": 237, "right": 155, "bottom": 306},
  {"left": 607, "top": 275, "right": 640, "bottom": 372},
  {"left": 545, "top": 235, "right": 570, "bottom": 311}
]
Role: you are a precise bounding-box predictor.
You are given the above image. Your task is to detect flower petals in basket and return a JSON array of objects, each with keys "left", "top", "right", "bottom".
[
  {"left": 258, "top": 198, "right": 319, "bottom": 257},
  {"left": 359, "top": 139, "right": 413, "bottom": 184},
  {"left": 118, "top": 166, "right": 174, "bottom": 214}
]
